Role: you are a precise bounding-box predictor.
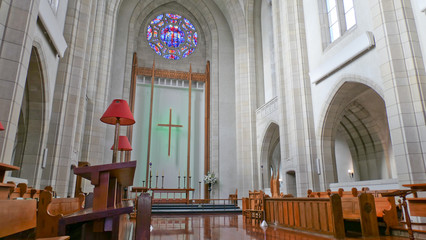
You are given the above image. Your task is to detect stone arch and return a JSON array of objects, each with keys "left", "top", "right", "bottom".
[
  {"left": 12, "top": 46, "right": 49, "bottom": 187},
  {"left": 260, "top": 122, "right": 280, "bottom": 189},
  {"left": 319, "top": 78, "right": 394, "bottom": 188}
]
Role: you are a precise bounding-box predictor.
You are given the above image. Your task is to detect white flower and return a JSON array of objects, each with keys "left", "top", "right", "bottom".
[{"left": 203, "top": 171, "right": 217, "bottom": 184}]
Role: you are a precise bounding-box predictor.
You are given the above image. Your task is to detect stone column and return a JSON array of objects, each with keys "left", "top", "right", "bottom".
[
  {"left": 371, "top": 0, "right": 426, "bottom": 184},
  {"left": 272, "top": 0, "right": 318, "bottom": 196},
  {"left": 43, "top": 0, "right": 94, "bottom": 196}
]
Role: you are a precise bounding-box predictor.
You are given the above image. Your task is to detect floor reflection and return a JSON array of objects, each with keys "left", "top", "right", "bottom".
[{"left": 150, "top": 214, "right": 410, "bottom": 240}]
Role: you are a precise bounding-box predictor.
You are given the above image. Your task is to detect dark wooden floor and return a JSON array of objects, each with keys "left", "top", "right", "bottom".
[{"left": 138, "top": 214, "right": 411, "bottom": 240}]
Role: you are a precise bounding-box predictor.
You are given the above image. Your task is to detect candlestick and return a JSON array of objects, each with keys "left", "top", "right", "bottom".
[
  {"left": 161, "top": 175, "right": 164, "bottom": 188},
  {"left": 189, "top": 176, "right": 192, "bottom": 188},
  {"left": 143, "top": 180, "right": 145, "bottom": 187},
  {"left": 149, "top": 173, "right": 152, "bottom": 189},
  {"left": 155, "top": 175, "right": 159, "bottom": 188},
  {"left": 199, "top": 181, "right": 201, "bottom": 199},
  {"left": 183, "top": 176, "right": 186, "bottom": 189},
  {"left": 178, "top": 176, "right": 181, "bottom": 189}
]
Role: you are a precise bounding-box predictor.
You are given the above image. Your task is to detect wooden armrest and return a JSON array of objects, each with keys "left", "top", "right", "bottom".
[
  {"left": 37, "top": 237, "right": 70, "bottom": 240},
  {"left": 59, "top": 200, "right": 133, "bottom": 227}
]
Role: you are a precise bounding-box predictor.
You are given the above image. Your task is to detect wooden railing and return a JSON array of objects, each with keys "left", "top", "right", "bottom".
[{"left": 264, "top": 194, "right": 345, "bottom": 238}]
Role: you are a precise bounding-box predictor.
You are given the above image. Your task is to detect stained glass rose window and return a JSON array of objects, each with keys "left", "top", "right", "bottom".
[{"left": 147, "top": 13, "right": 198, "bottom": 60}]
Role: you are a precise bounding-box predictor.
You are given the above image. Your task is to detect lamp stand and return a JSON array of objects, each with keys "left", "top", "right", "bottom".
[
  {"left": 120, "top": 151, "right": 124, "bottom": 163},
  {"left": 112, "top": 120, "right": 120, "bottom": 163}
]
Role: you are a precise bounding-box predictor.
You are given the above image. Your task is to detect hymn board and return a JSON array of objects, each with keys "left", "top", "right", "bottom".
[{"left": 127, "top": 53, "right": 211, "bottom": 198}]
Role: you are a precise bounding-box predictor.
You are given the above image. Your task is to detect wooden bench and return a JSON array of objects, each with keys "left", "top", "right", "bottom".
[
  {"left": 7, "top": 182, "right": 50, "bottom": 199},
  {"left": 340, "top": 193, "right": 380, "bottom": 236},
  {"left": 36, "top": 190, "right": 85, "bottom": 238},
  {"left": 308, "top": 188, "right": 398, "bottom": 235},
  {"left": 264, "top": 194, "right": 345, "bottom": 238},
  {"left": 0, "top": 198, "right": 69, "bottom": 239}
]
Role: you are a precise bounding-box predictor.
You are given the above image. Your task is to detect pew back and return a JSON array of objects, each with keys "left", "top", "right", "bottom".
[
  {"left": 264, "top": 194, "right": 345, "bottom": 238},
  {"left": 407, "top": 198, "right": 426, "bottom": 217},
  {"left": 0, "top": 199, "right": 37, "bottom": 237}
]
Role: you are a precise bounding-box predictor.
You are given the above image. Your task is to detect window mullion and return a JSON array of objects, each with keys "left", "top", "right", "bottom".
[{"left": 336, "top": 0, "right": 346, "bottom": 36}]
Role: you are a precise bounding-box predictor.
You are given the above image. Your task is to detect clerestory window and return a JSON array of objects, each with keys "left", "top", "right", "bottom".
[{"left": 326, "top": 0, "right": 356, "bottom": 42}]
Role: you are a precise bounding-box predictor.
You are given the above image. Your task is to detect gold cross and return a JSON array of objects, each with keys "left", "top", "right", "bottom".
[{"left": 158, "top": 108, "right": 183, "bottom": 156}]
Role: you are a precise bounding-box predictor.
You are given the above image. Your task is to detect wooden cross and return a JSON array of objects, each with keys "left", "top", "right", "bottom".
[{"left": 158, "top": 108, "right": 183, "bottom": 156}]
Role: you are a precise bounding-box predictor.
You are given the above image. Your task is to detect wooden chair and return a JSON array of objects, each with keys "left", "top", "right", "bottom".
[
  {"left": 243, "top": 190, "right": 264, "bottom": 224},
  {"left": 229, "top": 189, "right": 238, "bottom": 205}
]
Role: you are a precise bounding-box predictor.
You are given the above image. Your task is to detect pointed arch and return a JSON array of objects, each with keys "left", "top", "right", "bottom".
[
  {"left": 12, "top": 45, "right": 50, "bottom": 187},
  {"left": 319, "top": 77, "right": 394, "bottom": 188},
  {"left": 260, "top": 122, "right": 280, "bottom": 189}
]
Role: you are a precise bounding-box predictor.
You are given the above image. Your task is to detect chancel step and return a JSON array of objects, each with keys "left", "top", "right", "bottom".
[{"left": 152, "top": 203, "right": 241, "bottom": 214}]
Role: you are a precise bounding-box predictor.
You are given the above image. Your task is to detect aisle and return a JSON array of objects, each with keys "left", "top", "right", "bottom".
[{"left": 146, "top": 214, "right": 410, "bottom": 240}]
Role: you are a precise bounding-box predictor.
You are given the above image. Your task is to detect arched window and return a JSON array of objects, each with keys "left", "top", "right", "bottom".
[
  {"left": 326, "top": 0, "right": 356, "bottom": 42},
  {"left": 147, "top": 13, "right": 198, "bottom": 60}
]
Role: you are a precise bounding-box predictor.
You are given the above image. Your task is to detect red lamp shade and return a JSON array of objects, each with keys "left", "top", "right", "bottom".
[
  {"left": 0, "top": 121, "right": 4, "bottom": 131},
  {"left": 100, "top": 99, "right": 135, "bottom": 125},
  {"left": 110, "top": 136, "right": 132, "bottom": 151}
]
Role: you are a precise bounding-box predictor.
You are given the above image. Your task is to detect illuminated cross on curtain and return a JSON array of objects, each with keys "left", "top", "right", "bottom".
[{"left": 157, "top": 108, "right": 183, "bottom": 156}]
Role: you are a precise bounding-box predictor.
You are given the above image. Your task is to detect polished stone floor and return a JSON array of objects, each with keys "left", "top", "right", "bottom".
[{"left": 148, "top": 214, "right": 410, "bottom": 240}]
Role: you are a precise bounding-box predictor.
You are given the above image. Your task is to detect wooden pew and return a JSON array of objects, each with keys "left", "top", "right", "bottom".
[
  {"left": 36, "top": 190, "right": 85, "bottom": 238},
  {"left": 264, "top": 194, "right": 345, "bottom": 238},
  {"left": 8, "top": 183, "right": 49, "bottom": 199},
  {"left": 0, "top": 198, "right": 69, "bottom": 239},
  {"left": 0, "top": 199, "right": 37, "bottom": 238},
  {"left": 9, "top": 182, "right": 31, "bottom": 199},
  {"left": 340, "top": 193, "right": 379, "bottom": 237},
  {"left": 307, "top": 188, "right": 398, "bottom": 235}
]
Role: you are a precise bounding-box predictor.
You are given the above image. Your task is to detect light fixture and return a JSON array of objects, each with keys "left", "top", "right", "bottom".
[
  {"left": 101, "top": 99, "right": 135, "bottom": 163},
  {"left": 0, "top": 121, "right": 4, "bottom": 131},
  {"left": 348, "top": 169, "right": 354, "bottom": 178},
  {"left": 110, "top": 136, "right": 132, "bottom": 163}
]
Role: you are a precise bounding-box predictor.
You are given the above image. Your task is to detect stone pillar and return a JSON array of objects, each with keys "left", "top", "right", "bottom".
[
  {"left": 272, "top": 0, "right": 318, "bottom": 196},
  {"left": 43, "top": 0, "right": 94, "bottom": 196},
  {"left": 371, "top": 0, "right": 426, "bottom": 184}
]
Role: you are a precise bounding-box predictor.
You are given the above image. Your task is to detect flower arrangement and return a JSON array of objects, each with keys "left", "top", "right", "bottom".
[{"left": 203, "top": 171, "right": 217, "bottom": 185}]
